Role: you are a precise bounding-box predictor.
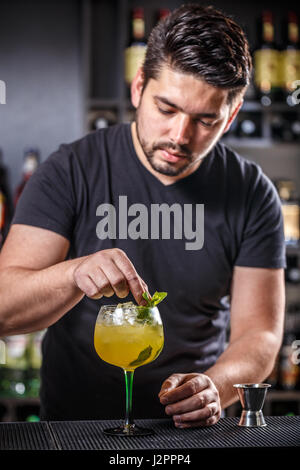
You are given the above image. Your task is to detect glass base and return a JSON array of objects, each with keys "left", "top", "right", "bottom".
[{"left": 103, "top": 424, "right": 154, "bottom": 437}]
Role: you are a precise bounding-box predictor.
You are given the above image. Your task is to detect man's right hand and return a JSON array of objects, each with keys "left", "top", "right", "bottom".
[{"left": 72, "top": 248, "right": 148, "bottom": 305}]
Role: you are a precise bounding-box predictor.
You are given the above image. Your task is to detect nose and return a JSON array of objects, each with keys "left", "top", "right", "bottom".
[{"left": 169, "top": 114, "right": 192, "bottom": 146}]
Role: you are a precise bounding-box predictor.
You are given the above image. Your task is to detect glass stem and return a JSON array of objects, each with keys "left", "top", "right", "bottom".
[{"left": 124, "top": 369, "right": 135, "bottom": 428}]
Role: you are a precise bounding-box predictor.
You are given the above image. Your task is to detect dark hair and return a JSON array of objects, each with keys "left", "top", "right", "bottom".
[{"left": 142, "top": 3, "right": 252, "bottom": 104}]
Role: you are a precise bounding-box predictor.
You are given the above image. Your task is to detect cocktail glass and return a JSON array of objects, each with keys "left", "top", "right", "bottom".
[{"left": 94, "top": 303, "right": 164, "bottom": 436}]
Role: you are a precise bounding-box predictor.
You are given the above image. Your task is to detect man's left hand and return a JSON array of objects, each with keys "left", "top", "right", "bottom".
[{"left": 158, "top": 373, "right": 221, "bottom": 428}]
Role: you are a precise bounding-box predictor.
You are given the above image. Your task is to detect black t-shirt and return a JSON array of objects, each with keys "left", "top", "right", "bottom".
[{"left": 12, "top": 123, "right": 286, "bottom": 420}]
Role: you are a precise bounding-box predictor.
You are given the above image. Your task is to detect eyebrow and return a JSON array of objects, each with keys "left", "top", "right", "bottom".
[{"left": 153, "top": 95, "right": 219, "bottom": 119}]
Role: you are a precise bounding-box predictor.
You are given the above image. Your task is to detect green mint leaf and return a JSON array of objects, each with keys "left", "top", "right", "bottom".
[
  {"left": 142, "top": 291, "right": 153, "bottom": 306},
  {"left": 136, "top": 306, "right": 151, "bottom": 320},
  {"left": 142, "top": 291, "right": 167, "bottom": 307},
  {"left": 129, "top": 345, "right": 152, "bottom": 367},
  {"left": 151, "top": 291, "right": 167, "bottom": 306}
]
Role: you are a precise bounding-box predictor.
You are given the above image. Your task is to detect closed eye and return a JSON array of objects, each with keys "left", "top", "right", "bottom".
[
  {"left": 158, "top": 107, "right": 174, "bottom": 115},
  {"left": 193, "top": 118, "right": 213, "bottom": 127},
  {"left": 157, "top": 104, "right": 215, "bottom": 127}
]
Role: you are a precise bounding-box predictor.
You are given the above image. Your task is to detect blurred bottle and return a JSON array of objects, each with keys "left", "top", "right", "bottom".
[
  {"left": 274, "top": 179, "right": 300, "bottom": 246},
  {"left": 279, "top": 330, "right": 300, "bottom": 390},
  {"left": 124, "top": 7, "right": 147, "bottom": 86},
  {"left": 26, "top": 330, "right": 45, "bottom": 398},
  {"left": 270, "top": 112, "right": 300, "bottom": 142},
  {"left": 280, "top": 11, "right": 300, "bottom": 104},
  {"left": 253, "top": 11, "right": 281, "bottom": 105},
  {"left": 0, "top": 335, "right": 29, "bottom": 397},
  {"left": 290, "top": 116, "right": 300, "bottom": 140},
  {"left": 235, "top": 112, "right": 262, "bottom": 138},
  {"left": 90, "top": 110, "right": 117, "bottom": 131},
  {"left": 14, "top": 148, "right": 39, "bottom": 207},
  {"left": 156, "top": 8, "right": 170, "bottom": 24},
  {"left": 285, "top": 253, "right": 300, "bottom": 284}
]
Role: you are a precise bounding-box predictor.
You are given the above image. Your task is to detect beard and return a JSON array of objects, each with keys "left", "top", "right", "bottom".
[{"left": 135, "top": 108, "right": 197, "bottom": 177}]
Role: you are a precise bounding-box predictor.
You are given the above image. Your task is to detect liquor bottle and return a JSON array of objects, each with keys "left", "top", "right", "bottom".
[
  {"left": 270, "top": 113, "right": 300, "bottom": 142},
  {"left": 279, "top": 330, "right": 300, "bottom": 390},
  {"left": 156, "top": 8, "right": 170, "bottom": 24},
  {"left": 124, "top": 7, "right": 147, "bottom": 85},
  {"left": 235, "top": 112, "right": 262, "bottom": 138},
  {"left": 90, "top": 110, "right": 116, "bottom": 131},
  {"left": 253, "top": 11, "right": 281, "bottom": 105},
  {"left": 280, "top": 11, "right": 300, "bottom": 104},
  {"left": 275, "top": 179, "right": 300, "bottom": 245},
  {"left": 1, "top": 335, "right": 29, "bottom": 397},
  {"left": 285, "top": 254, "right": 300, "bottom": 284},
  {"left": 26, "top": 330, "right": 46, "bottom": 398},
  {"left": 14, "top": 148, "right": 39, "bottom": 207}
]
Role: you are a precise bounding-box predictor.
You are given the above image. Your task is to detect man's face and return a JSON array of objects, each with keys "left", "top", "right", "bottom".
[{"left": 132, "top": 65, "right": 240, "bottom": 179}]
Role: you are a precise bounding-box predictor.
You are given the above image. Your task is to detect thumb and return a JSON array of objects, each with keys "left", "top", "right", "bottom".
[{"left": 158, "top": 374, "right": 185, "bottom": 398}]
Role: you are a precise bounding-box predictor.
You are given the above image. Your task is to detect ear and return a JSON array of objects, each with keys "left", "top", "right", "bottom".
[
  {"left": 223, "top": 99, "right": 243, "bottom": 134},
  {"left": 131, "top": 67, "right": 145, "bottom": 109}
]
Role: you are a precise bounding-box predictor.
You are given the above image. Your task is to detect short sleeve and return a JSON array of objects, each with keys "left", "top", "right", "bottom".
[
  {"left": 12, "top": 144, "right": 76, "bottom": 241},
  {"left": 234, "top": 169, "right": 286, "bottom": 269}
]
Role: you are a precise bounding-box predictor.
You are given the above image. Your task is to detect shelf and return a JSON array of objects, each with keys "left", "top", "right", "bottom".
[
  {"left": 87, "top": 98, "right": 300, "bottom": 113},
  {"left": 242, "top": 100, "right": 300, "bottom": 113},
  {"left": 223, "top": 137, "right": 273, "bottom": 148},
  {"left": 0, "top": 397, "right": 40, "bottom": 422},
  {"left": 268, "top": 390, "right": 300, "bottom": 401}
]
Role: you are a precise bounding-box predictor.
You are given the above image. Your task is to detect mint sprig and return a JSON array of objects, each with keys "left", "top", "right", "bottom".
[
  {"left": 129, "top": 345, "right": 152, "bottom": 367},
  {"left": 142, "top": 291, "right": 167, "bottom": 307}
]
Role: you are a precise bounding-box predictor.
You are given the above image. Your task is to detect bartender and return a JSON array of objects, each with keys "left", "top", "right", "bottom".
[{"left": 0, "top": 4, "right": 285, "bottom": 428}]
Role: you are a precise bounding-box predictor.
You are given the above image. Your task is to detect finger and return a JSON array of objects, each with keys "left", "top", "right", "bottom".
[
  {"left": 73, "top": 269, "right": 102, "bottom": 298},
  {"left": 139, "top": 279, "right": 150, "bottom": 306},
  {"left": 97, "top": 258, "right": 130, "bottom": 299},
  {"left": 159, "top": 374, "right": 186, "bottom": 398},
  {"left": 160, "top": 374, "right": 209, "bottom": 404},
  {"left": 173, "top": 402, "right": 220, "bottom": 427},
  {"left": 112, "top": 251, "right": 147, "bottom": 305},
  {"left": 174, "top": 412, "right": 221, "bottom": 429},
  {"left": 164, "top": 389, "right": 216, "bottom": 416},
  {"left": 90, "top": 268, "right": 115, "bottom": 299}
]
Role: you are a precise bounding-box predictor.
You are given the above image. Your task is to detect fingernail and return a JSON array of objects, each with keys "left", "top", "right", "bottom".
[{"left": 160, "top": 396, "right": 169, "bottom": 405}]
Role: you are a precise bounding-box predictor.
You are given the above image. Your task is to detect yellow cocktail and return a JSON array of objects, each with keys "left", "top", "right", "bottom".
[
  {"left": 94, "top": 323, "right": 164, "bottom": 370},
  {"left": 94, "top": 300, "right": 165, "bottom": 436}
]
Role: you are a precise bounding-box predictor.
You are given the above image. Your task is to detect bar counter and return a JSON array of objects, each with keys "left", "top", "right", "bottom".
[{"left": 0, "top": 416, "right": 299, "bottom": 455}]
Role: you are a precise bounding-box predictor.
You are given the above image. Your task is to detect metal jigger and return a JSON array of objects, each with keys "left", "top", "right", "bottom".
[{"left": 233, "top": 383, "right": 271, "bottom": 427}]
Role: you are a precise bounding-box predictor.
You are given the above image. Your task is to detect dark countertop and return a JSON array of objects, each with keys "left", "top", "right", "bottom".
[{"left": 0, "top": 416, "right": 299, "bottom": 452}]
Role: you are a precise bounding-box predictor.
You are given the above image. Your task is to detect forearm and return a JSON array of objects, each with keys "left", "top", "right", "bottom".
[
  {"left": 0, "top": 257, "right": 87, "bottom": 336},
  {"left": 205, "top": 329, "right": 282, "bottom": 409}
]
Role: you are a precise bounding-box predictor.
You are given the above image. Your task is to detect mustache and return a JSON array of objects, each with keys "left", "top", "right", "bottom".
[{"left": 152, "top": 142, "right": 192, "bottom": 159}]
